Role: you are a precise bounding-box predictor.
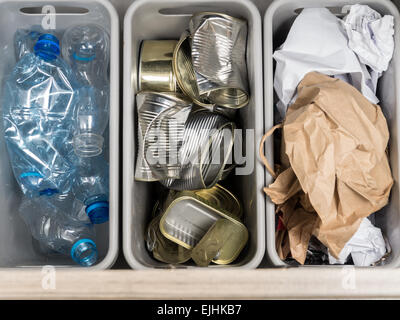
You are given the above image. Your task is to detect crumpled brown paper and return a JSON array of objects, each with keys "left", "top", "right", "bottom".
[
  {"left": 274, "top": 192, "right": 319, "bottom": 264},
  {"left": 263, "top": 72, "right": 393, "bottom": 264}
]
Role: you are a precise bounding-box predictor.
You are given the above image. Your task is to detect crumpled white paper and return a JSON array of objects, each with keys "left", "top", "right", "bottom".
[
  {"left": 328, "top": 218, "right": 387, "bottom": 266},
  {"left": 342, "top": 4, "right": 394, "bottom": 74},
  {"left": 273, "top": 7, "right": 394, "bottom": 118}
]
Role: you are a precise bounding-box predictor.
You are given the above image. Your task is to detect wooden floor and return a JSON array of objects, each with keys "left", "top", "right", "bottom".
[{"left": 1, "top": 268, "right": 400, "bottom": 299}]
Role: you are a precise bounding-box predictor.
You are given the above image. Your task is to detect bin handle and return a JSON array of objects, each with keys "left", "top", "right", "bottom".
[
  {"left": 259, "top": 124, "right": 283, "bottom": 179},
  {"left": 20, "top": 6, "right": 89, "bottom": 15}
]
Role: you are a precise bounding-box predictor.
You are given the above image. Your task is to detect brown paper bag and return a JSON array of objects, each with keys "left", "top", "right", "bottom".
[
  {"left": 262, "top": 72, "right": 393, "bottom": 264},
  {"left": 275, "top": 196, "right": 319, "bottom": 264}
]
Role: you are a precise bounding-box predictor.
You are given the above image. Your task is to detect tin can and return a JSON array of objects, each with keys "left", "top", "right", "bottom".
[
  {"left": 194, "top": 184, "right": 242, "bottom": 219},
  {"left": 159, "top": 185, "right": 246, "bottom": 250},
  {"left": 189, "top": 12, "right": 249, "bottom": 109},
  {"left": 160, "top": 110, "right": 235, "bottom": 190},
  {"left": 138, "top": 40, "right": 179, "bottom": 92},
  {"left": 146, "top": 202, "right": 192, "bottom": 264},
  {"left": 172, "top": 31, "right": 241, "bottom": 115},
  {"left": 135, "top": 92, "right": 192, "bottom": 181},
  {"left": 173, "top": 31, "right": 214, "bottom": 108},
  {"left": 191, "top": 218, "right": 248, "bottom": 266}
]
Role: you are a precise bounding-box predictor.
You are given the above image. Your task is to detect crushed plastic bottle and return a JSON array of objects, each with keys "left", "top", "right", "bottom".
[
  {"left": 14, "top": 26, "right": 59, "bottom": 61},
  {"left": 72, "top": 155, "right": 109, "bottom": 224},
  {"left": 62, "top": 24, "right": 110, "bottom": 87},
  {"left": 62, "top": 24, "right": 110, "bottom": 158},
  {"left": 45, "top": 192, "right": 91, "bottom": 223},
  {"left": 73, "top": 86, "right": 109, "bottom": 157},
  {"left": 3, "top": 34, "right": 79, "bottom": 197},
  {"left": 14, "top": 28, "right": 42, "bottom": 61},
  {"left": 19, "top": 197, "right": 97, "bottom": 266}
]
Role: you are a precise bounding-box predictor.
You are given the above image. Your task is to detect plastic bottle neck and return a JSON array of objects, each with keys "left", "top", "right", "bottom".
[
  {"left": 73, "top": 133, "right": 104, "bottom": 157},
  {"left": 34, "top": 34, "right": 60, "bottom": 61},
  {"left": 71, "top": 239, "right": 97, "bottom": 267},
  {"left": 73, "top": 52, "right": 96, "bottom": 62},
  {"left": 85, "top": 197, "right": 109, "bottom": 224}
]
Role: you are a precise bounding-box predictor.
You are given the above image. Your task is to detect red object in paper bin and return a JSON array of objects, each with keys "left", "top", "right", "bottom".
[{"left": 277, "top": 215, "right": 285, "bottom": 231}]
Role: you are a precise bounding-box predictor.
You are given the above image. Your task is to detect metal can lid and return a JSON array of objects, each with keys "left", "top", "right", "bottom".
[
  {"left": 146, "top": 211, "right": 192, "bottom": 265},
  {"left": 191, "top": 218, "right": 248, "bottom": 266},
  {"left": 160, "top": 185, "right": 243, "bottom": 249}
]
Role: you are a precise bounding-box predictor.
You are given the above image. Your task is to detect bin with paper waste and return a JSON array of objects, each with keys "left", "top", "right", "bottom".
[{"left": 262, "top": 1, "right": 398, "bottom": 267}]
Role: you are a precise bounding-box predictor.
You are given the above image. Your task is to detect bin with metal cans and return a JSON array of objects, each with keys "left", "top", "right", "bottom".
[
  {"left": 123, "top": 0, "right": 265, "bottom": 269},
  {"left": 146, "top": 185, "right": 248, "bottom": 266}
]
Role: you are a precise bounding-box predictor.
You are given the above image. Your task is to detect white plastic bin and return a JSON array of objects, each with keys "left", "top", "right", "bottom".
[
  {"left": 264, "top": 0, "right": 400, "bottom": 267},
  {"left": 123, "top": 0, "right": 265, "bottom": 269},
  {"left": 0, "top": 0, "right": 119, "bottom": 269}
]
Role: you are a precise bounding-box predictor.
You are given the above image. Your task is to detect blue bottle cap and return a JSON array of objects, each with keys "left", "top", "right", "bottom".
[
  {"left": 71, "top": 238, "right": 97, "bottom": 267},
  {"left": 85, "top": 200, "right": 109, "bottom": 224},
  {"left": 34, "top": 34, "right": 60, "bottom": 61}
]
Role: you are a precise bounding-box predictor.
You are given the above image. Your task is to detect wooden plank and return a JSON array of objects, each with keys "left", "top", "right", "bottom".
[{"left": 0, "top": 268, "right": 399, "bottom": 299}]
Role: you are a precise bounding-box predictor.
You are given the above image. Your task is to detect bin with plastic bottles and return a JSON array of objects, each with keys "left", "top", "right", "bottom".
[{"left": 0, "top": 1, "right": 118, "bottom": 268}]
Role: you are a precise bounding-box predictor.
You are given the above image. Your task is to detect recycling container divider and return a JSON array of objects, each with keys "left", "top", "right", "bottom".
[
  {"left": 263, "top": 0, "right": 400, "bottom": 267},
  {"left": 0, "top": 0, "right": 119, "bottom": 269},
  {"left": 123, "top": 0, "right": 265, "bottom": 269}
]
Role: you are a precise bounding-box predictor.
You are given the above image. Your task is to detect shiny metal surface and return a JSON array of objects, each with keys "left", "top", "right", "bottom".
[
  {"left": 159, "top": 186, "right": 247, "bottom": 265},
  {"left": 161, "top": 197, "right": 219, "bottom": 248},
  {"left": 189, "top": 12, "right": 249, "bottom": 109},
  {"left": 160, "top": 111, "right": 235, "bottom": 190},
  {"left": 135, "top": 92, "right": 192, "bottom": 181},
  {"left": 173, "top": 31, "right": 214, "bottom": 108},
  {"left": 191, "top": 218, "right": 248, "bottom": 266},
  {"left": 146, "top": 208, "right": 192, "bottom": 265},
  {"left": 138, "top": 40, "right": 178, "bottom": 92},
  {"left": 194, "top": 184, "right": 242, "bottom": 219}
]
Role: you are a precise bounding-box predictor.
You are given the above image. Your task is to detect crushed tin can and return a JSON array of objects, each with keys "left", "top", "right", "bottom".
[
  {"left": 191, "top": 218, "right": 248, "bottom": 266},
  {"left": 159, "top": 185, "right": 247, "bottom": 265},
  {"left": 135, "top": 91, "right": 192, "bottom": 181},
  {"left": 146, "top": 203, "right": 192, "bottom": 264},
  {"left": 138, "top": 40, "right": 179, "bottom": 92},
  {"left": 188, "top": 12, "right": 249, "bottom": 109},
  {"left": 173, "top": 31, "right": 214, "bottom": 108},
  {"left": 173, "top": 31, "right": 242, "bottom": 116},
  {"left": 194, "top": 184, "right": 242, "bottom": 219},
  {"left": 192, "top": 104, "right": 237, "bottom": 120},
  {"left": 135, "top": 94, "right": 234, "bottom": 186},
  {"left": 160, "top": 110, "right": 235, "bottom": 190}
]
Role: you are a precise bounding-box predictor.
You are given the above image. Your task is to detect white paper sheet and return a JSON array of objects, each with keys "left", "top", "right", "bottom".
[
  {"left": 328, "top": 218, "right": 386, "bottom": 266},
  {"left": 342, "top": 4, "right": 394, "bottom": 74},
  {"left": 273, "top": 8, "right": 379, "bottom": 118}
]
